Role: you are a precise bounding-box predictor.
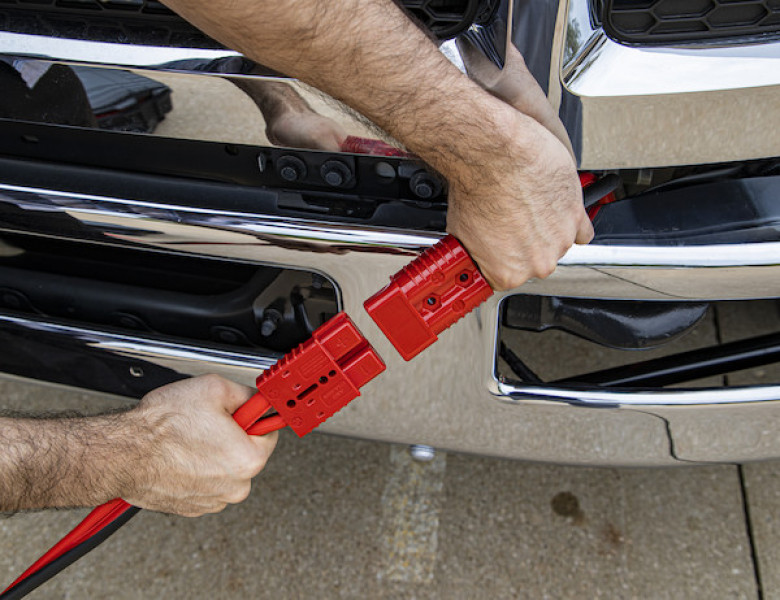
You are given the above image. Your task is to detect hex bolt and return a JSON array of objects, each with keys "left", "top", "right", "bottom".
[
  {"left": 409, "top": 444, "right": 436, "bottom": 462},
  {"left": 410, "top": 171, "right": 442, "bottom": 199},
  {"left": 320, "top": 160, "right": 352, "bottom": 188},
  {"left": 260, "top": 309, "right": 283, "bottom": 337},
  {"left": 277, "top": 155, "right": 307, "bottom": 182}
]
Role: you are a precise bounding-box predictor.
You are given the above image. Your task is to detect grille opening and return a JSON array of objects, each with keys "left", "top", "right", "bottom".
[
  {"left": 0, "top": 0, "right": 498, "bottom": 45},
  {"left": 603, "top": 0, "right": 780, "bottom": 44}
]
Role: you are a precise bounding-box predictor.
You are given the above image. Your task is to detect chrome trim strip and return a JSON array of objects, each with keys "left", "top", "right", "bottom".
[
  {"left": 495, "top": 380, "right": 780, "bottom": 407},
  {"left": 559, "top": 242, "right": 780, "bottom": 268},
  {"left": 0, "top": 32, "right": 251, "bottom": 74},
  {"left": 565, "top": 31, "right": 780, "bottom": 97},
  {"left": 561, "top": 3, "right": 780, "bottom": 96},
  {"left": 0, "top": 314, "right": 279, "bottom": 372},
  {"left": 0, "top": 183, "right": 441, "bottom": 251},
  {"left": 0, "top": 31, "right": 479, "bottom": 77},
  {"left": 1, "top": 182, "right": 780, "bottom": 301},
  {"left": 549, "top": 0, "right": 780, "bottom": 169}
]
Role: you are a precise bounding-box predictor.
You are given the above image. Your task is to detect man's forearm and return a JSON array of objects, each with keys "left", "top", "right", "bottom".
[
  {"left": 0, "top": 414, "right": 144, "bottom": 512},
  {"left": 162, "top": 0, "right": 593, "bottom": 290},
  {"left": 161, "top": 0, "right": 519, "bottom": 186}
]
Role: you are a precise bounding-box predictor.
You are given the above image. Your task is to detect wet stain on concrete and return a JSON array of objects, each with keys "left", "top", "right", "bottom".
[
  {"left": 551, "top": 491, "right": 585, "bottom": 526},
  {"left": 601, "top": 522, "right": 625, "bottom": 552}
]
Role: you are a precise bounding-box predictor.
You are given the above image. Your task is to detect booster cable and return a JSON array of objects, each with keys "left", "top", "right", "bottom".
[{"left": 2, "top": 173, "right": 616, "bottom": 599}]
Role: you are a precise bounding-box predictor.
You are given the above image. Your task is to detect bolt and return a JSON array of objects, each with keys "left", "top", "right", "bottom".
[
  {"left": 320, "top": 160, "right": 352, "bottom": 188},
  {"left": 277, "top": 156, "right": 307, "bottom": 182},
  {"left": 410, "top": 171, "right": 442, "bottom": 199},
  {"left": 260, "top": 309, "right": 283, "bottom": 337},
  {"left": 261, "top": 319, "right": 277, "bottom": 337},
  {"left": 409, "top": 444, "right": 436, "bottom": 462},
  {"left": 325, "top": 170, "right": 343, "bottom": 186},
  {"left": 280, "top": 166, "right": 297, "bottom": 181},
  {"left": 415, "top": 181, "right": 433, "bottom": 199}
]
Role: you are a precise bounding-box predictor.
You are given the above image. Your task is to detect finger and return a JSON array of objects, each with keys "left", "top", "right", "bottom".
[
  {"left": 575, "top": 215, "right": 595, "bottom": 245},
  {"left": 245, "top": 430, "right": 279, "bottom": 477}
]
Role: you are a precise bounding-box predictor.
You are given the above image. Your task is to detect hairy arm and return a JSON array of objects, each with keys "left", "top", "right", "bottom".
[
  {"left": 162, "top": 0, "right": 593, "bottom": 290},
  {"left": 0, "top": 412, "right": 144, "bottom": 512},
  {"left": 1, "top": 376, "right": 278, "bottom": 516}
]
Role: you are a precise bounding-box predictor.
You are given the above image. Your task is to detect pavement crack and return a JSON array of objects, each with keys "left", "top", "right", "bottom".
[{"left": 738, "top": 465, "right": 765, "bottom": 600}]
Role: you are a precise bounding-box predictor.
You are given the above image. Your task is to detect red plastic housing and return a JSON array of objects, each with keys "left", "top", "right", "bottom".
[
  {"left": 339, "top": 135, "right": 411, "bottom": 158},
  {"left": 364, "top": 235, "right": 493, "bottom": 361},
  {"left": 232, "top": 312, "right": 385, "bottom": 437}
]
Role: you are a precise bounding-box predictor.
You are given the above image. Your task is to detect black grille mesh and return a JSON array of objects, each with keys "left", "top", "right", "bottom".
[
  {"left": 0, "top": 0, "right": 496, "bottom": 47},
  {"left": 604, "top": 0, "right": 780, "bottom": 44}
]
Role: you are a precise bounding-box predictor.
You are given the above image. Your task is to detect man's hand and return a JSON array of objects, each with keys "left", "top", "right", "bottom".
[
  {"left": 445, "top": 103, "right": 593, "bottom": 291},
  {"left": 122, "top": 375, "right": 278, "bottom": 517},
  {"left": 161, "top": 0, "right": 593, "bottom": 291},
  {"left": 0, "top": 375, "right": 277, "bottom": 516}
]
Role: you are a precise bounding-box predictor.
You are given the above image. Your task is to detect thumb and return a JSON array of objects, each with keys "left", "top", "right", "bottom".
[{"left": 575, "top": 212, "right": 595, "bottom": 245}]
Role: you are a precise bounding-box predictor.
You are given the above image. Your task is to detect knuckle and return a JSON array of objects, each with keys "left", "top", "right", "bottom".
[
  {"left": 200, "top": 373, "right": 230, "bottom": 396},
  {"left": 532, "top": 258, "right": 557, "bottom": 280},
  {"left": 235, "top": 447, "right": 270, "bottom": 479},
  {"left": 226, "top": 482, "right": 252, "bottom": 505}
]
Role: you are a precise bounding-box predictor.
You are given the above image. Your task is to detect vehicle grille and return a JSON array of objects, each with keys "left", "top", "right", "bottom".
[
  {"left": 601, "top": 0, "right": 780, "bottom": 45},
  {"left": 0, "top": 0, "right": 497, "bottom": 47},
  {"left": 0, "top": 0, "right": 223, "bottom": 48}
]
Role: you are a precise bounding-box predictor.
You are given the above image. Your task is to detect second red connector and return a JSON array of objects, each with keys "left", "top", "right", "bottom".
[{"left": 364, "top": 235, "right": 494, "bottom": 361}]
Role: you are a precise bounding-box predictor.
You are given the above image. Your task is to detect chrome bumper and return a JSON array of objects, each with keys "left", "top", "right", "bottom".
[
  {"left": 1, "top": 0, "right": 779, "bottom": 170},
  {"left": 0, "top": 1, "right": 778, "bottom": 464},
  {"left": 1, "top": 182, "right": 779, "bottom": 465}
]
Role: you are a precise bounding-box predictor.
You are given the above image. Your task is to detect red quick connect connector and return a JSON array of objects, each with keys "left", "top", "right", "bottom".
[
  {"left": 364, "top": 235, "right": 493, "bottom": 361},
  {"left": 232, "top": 312, "right": 385, "bottom": 437}
]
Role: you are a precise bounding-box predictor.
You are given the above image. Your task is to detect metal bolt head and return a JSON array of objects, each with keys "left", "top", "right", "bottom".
[
  {"left": 320, "top": 160, "right": 352, "bottom": 188},
  {"left": 324, "top": 170, "right": 344, "bottom": 187},
  {"left": 277, "top": 156, "right": 307, "bottom": 182},
  {"left": 414, "top": 181, "right": 434, "bottom": 199},
  {"left": 409, "top": 444, "right": 436, "bottom": 462},
  {"left": 261, "top": 318, "right": 277, "bottom": 337},
  {"left": 280, "top": 166, "right": 299, "bottom": 182},
  {"left": 410, "top": 171, "right": 442, "bottom": 199}
]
